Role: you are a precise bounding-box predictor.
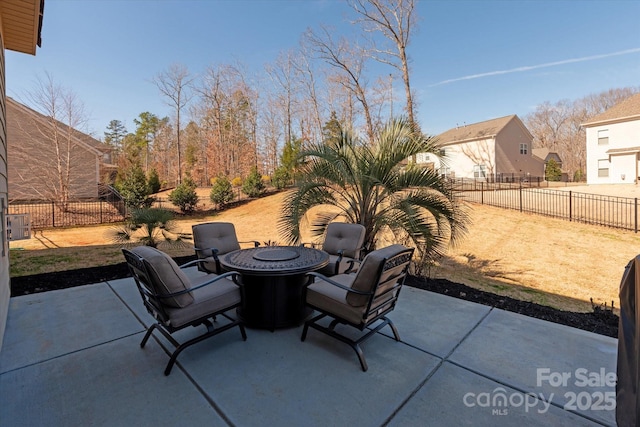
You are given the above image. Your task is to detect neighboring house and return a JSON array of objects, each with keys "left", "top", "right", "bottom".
[
  {"left": 417, "top": 115, "right": 545, "bottom": 180},
  {"left": 582, "top": 92, "right": 640, "bottom": 185},
  {"left": 6, "top": 97, "right": 115, "bottom": 201},
  {"left": 1, "top": 0, "right": 45, "bottom": 350},
  {"left": 531, "top": 147, "right": 565, "bottom": 179}
]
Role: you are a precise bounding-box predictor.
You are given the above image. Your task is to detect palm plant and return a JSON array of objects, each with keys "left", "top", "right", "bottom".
[
  {"left": 278, "top": 118, "right": 468, "bottom": 262},
  {"left": 109, "top": 208, "right": 191, "bottom": 248}
]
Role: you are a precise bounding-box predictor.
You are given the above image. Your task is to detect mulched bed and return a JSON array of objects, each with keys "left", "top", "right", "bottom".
[{"left": 10, "top": 255, "right": 619, "bottom": 339}]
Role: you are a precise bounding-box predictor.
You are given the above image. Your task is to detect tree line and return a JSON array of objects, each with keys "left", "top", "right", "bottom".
[{"left": 103, "top": 0, "right": 419, "bottom": 192}]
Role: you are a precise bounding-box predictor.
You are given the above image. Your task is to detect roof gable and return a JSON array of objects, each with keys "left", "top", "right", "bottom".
[
  {"left": 435, "top": 115, "right": 529, "bottom": 145},
  {"left": 582, "top": 93, "right": 640, "bottom": 127},
  {"left": 7, "top": 97, "right": 110, "bottom": 156}
]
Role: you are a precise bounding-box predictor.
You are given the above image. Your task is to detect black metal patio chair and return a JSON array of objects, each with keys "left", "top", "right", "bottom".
[
  {"left": 301, "top": 244, "right": 414, "bottom": 371},
  {"left": 122, "top": 246, "right": 247, "bottom": 375}
]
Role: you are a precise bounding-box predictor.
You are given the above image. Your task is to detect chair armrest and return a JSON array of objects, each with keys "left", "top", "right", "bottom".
[
  {"left": 151, "top": 271, "right": 241, "bottom": 299},
  {"left": 193, "top": 246, "right": 220, "bottom": 258},
  {"left": 305, "top": 272, "right": 372, "bottom": 295},
  {"left": 239, "top": 240, "right": 260, "bottom": 248}
]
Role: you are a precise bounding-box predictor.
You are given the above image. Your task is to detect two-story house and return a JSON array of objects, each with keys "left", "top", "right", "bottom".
[
  {"left": 582, "top": 92, "right": 640, "bottom": 185},
  {"left": 418, "top": 115, "right": 545, "bottom": 181}
]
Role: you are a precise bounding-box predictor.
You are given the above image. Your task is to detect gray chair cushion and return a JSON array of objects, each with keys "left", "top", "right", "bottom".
[
  {"left": 306, "top": 274, "right": 365, "bottom": 325},
  {"left": 322, "top": 223, "right": 366, "bottom": 259},
  {"left": 131, "top": 246, "right": 194, "bottom": 308},
  {"left": 346, "top": 244, "right": 409, "bottom": 307},
  {"left": 166, "top": 274, "right": 241, "bottom": 328},
  {"left": 193, "top": 222, "right": 242, "bottom": 257}
]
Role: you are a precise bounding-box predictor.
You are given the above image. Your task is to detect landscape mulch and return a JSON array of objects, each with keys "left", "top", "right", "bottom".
[{"left": 10, "top": 255, "right": 619, "bottom": 339}]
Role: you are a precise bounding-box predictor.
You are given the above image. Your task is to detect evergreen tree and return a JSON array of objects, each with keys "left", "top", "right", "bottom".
[
  {"left": 147, "top": 168, "right": 161, "bottom": 193},
  {"left": 169, "top": 176, "right": 199, "bottom": 213},
  {"left": 117, "top": 164, "right": 153, "bottom": 209},
  {"left": 322, "top": 111, "right": 342, "bottom": 147},
  {"left": 210, "top": 175, "right": 235, "bottom": 208},
  {"left": 104, "top": 120, "right": 128, "bottom": 157},
  {"left": 545, "top": 158, "right": 562, "bottom": 182},
  {"left": 242, "top": 167, "right": 266, "bottom": 198}
]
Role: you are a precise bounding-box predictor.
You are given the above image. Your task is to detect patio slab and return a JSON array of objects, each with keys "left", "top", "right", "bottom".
[
  {"left": 0, "top": 334, "right": 227, "bottom": 426},
  {"left": 388, "top": 361, "right": 602, "bottom": 426},
  {"left": 0, "top": 272, "right": 620, "bottom": 426},
  {"left": 449, "top": 308, "right": 617, "bottom": 426},
  {"left": 0, "top": 283, "right": 143, "bottom": 373}
]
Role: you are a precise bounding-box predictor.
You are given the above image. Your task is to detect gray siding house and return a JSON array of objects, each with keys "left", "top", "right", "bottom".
[
  {"left": 1, "top": 0, "right": 45, "bottom": 350},
  {"left": 7, "top": 97, "right": 115, "bottom": 201}
]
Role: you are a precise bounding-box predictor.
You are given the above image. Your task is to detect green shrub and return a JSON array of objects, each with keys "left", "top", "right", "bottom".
[
  {"left": 545, "top": 159, "right": 562, "bottom": 182},
  {"left": 210, "top": 175, "right": 235, "bottom": 208},
  {"left": 168, "top": 178, "right": 199, "bottom": 213},
  {"left": 147, "top": 168, "right": 161, "bottom": 193},
  {"left": 272, "top": 166, "right": 291, "bottom": 190},
  {"left": 242, "top": 167, "right": 266, "bottom": 198},
  {"left": 117, "top": 164, "right": 154, "bottom": 209}
]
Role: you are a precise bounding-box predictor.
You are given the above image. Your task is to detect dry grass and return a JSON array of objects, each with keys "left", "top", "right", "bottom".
[{"left": 10, "top": 189, "right": 637, "bottom": 313}]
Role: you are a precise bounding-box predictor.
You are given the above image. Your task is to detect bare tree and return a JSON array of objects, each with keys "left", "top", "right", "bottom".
[
  {"left": 196, "top": 63, "right": 257, "bottom": 179},
  {"left": 348, "top": 0, "right": 418, "bottom": 128},
  {"left": 11, "top": 74, "right": 92, "bottom": 209},
  {"left": 152, "top": 63, "right": 194, "bottom": 184},
  {"left": 305, "top": 26, "right": 376, "bottom": 144}
]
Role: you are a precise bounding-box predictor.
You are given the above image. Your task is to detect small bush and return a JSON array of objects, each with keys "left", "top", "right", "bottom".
[
  {"left": 169, "top": 178, "right": 199, "bottom": 213},
  {"left": 545, "top": 159, "right": 562, "bottom": 182},
  {"left": 272, "top": 166, "right": 291, "bottom": 190},
  {"left": 210, "top": 175, "right": 235, "bottom": 208},
  {"left": 117, "top": 165, "right": 154, "bottom": 209},
  {"left": 242, "top": 167, "right": 266, "bottom": 198},
  {"left": 147, "top": 169, "right": 161, "bottom": 194},
  {"left": 232, "top": 177, "right": 243, "bottom": 187}
]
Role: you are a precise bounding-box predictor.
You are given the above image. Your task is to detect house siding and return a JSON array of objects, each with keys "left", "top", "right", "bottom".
[
  {"left": 442, "top": 138, "right": 497, "bottom": 179},
  {"left": 586, "top": 121, "right": 640, "bottom": 184},
  {"left": 0, "top": 23, "right": 10, "bottom": 350},
  {"left": 495, "top": 119, "right": 545, "bottom": 177},
  {"left": 7, "top": 99, "right": 103, "bottom": 201}
]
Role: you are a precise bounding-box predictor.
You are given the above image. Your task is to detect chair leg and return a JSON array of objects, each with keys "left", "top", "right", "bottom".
[
  {"left": 386, "top": 318, "right": 401, "bottom": 342},
  {"left": 140, "top": 324, "right": 159, "bottom": 348},
  {"left": 351, "top": 343, "right": 368, "bottom": 372}
]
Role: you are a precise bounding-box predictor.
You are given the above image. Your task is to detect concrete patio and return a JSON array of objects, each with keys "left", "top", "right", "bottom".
[{"left": 0, "top": 267, "right": 618, "bottom": 426}]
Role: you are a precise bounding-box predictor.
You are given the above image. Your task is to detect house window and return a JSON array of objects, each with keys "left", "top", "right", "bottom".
[
  {"left": 416, "top": 153, "right": 430, "bottom": 163},
  {"left": 439, "top": 166, "right": 451, "bottom": 178},
  {"left": 473, "top": 165, "right": 487, "bottom": 179},
  {"left": 598, "top": 129, "right": 609, "bottom": 145},
  {"left": 598, "top": 159, "right": 609, "bottom": 177},
  {"left": 519, "top": 143, "right": 528, "bottom": 155}
]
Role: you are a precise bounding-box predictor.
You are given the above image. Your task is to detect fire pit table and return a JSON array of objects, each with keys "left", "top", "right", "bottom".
[{"left": 220, "top": 246, "right": 329, "bottom": 330}]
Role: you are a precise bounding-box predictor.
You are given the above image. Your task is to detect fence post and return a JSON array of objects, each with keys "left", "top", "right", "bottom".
[
  {"left": 635, "top": 198, "right": 638, "bottom": 233},
  {"left": 51, "top": 201, "right": 55, "bottom": 227},
  {"left": 519, "top": 182, "right": 523, "bottom": 212},
  {"left": 569, "top": 191, "right": 572, "bottom": 222},
  {"left": 481, "top": 181, "right": 484, "bottom": 204},
  {"left": 100, "top": 200, "right": 103, "bottom": 223}
]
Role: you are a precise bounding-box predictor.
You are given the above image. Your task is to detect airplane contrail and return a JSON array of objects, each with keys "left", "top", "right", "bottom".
[{"left": 430, "top": 48, "right": 640, "bottom": 86}]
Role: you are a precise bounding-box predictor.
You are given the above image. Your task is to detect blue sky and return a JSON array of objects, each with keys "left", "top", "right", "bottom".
[{"left": 5, "top": 0, "right": 640, "bottom": 139}]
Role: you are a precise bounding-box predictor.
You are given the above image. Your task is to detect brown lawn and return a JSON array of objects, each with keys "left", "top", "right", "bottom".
[{"left": 10, "top": 188, "right": 638, "bottom": 313}]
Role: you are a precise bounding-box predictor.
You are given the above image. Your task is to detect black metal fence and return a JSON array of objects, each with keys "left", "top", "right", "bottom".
[
  {"left": 8, "top": 200, "right": 128, "bottom": 229},
  {"left": 455, "top": 181, "right": 638, "bottom": 233}
]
